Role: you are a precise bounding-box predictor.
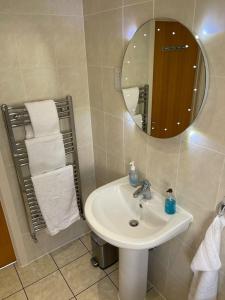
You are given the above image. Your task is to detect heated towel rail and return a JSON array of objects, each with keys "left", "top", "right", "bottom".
[{"left": 1, "top": 95, "right": 84, "bottom": 241}]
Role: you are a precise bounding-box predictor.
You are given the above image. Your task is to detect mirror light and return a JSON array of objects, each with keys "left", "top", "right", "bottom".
[
  {"left": 172, "top": 31, "right": 176, "bottom": 35},
  {"left": 157, "top": 28, "right": 160, "bottom": 31},
  {"left": 144, "top": 33, "right": 148, "bottom": 37}
]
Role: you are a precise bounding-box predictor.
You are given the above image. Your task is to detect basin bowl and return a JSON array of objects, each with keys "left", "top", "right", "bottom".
[{"left": 85, "top": 176, "right": 193, "bottom": 250}]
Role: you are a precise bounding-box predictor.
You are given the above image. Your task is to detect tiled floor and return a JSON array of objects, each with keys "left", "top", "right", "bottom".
[{"left": 0, "top": 233, "right": 163, "bottom": 300}]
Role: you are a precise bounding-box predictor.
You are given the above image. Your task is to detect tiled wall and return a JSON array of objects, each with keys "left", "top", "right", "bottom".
[
  {"left": 0, "top": 0, "right": 96, "bottom": 266},
  {"left": 83, "top": 0, "right": 225, "bottom": 299}
]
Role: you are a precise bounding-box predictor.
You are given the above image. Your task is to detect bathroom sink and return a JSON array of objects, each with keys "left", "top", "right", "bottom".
[
  {"left": 85, "top": 177, "right": 193, "bottom": 300},
  {"left": 85, "top": 176, "right": 193, "bottom": 250}
]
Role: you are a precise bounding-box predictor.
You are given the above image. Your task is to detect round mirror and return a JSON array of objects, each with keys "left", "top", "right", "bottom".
[{"left": 121, "top": 19, "right": 208, "bottom": 138}]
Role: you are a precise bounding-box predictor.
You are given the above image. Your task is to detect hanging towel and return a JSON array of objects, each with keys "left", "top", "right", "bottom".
[
  {"left": 25, "top": 134, "right": 66, "bottom": 176},
  {"left": 122, "top": 87, "right": 139, "bottom": 115},
  {"left": 188, "top": 216, "right": 225, "bottom": 300},
  {"left": 32, "top": 165, "right": 80, "bottom": 236},
  {"left": 25, "top": 100, "right": 60, "bottom": 137}
]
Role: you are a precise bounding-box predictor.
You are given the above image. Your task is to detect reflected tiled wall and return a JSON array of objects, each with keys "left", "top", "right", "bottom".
[
  {"left": 84, "top": 0, "right": 225, "bottom": 299},
  {"left": 0, "top": 0, "right": 96, "bottom": 266}
]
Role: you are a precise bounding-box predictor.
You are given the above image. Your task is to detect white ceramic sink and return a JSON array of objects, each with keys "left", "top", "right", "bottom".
[
  {"left": 85, "top": 177, "right": 193, "bottom": 300},
  {"left": 85, "top": 176, "right": 193, "bottom": 249}
]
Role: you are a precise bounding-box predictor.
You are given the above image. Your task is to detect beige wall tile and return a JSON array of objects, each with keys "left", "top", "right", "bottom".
[
  {"left": 164, "top": 272, "right": 190, "bottom": 300},
  {"left": 124, "top": 112, "right": 147, "bottom": 177},
  {"left": 88, "top": 66, "right": 103, "bottom": 110},
  {"left": 0, "top": 266, "right": 22, "bottom": 299},
  {"left": 76, "top": 277, "right": 118, "bottom": 300},
  {"left": 25, "top": 271, "right": 73, "bottom": 300},
  {"left": 16, "top": 255, "right": 57, "bottom": 287},
  {"left": 84, "top": 14, "right": 102, "bottom": 66},
  {"left": 22, "top": 67, "right": 60, "bottom": 100},
  {"left": 54, "top": 16, "right": 86, "bottom": 68},
  {"left": 154, "top": 0, "right": 195, "bottom": 30},
  {"left": 123, "top": 1, "right": 153, "bottom": 45},
  {"left": 74, "top": 107, "right": 93, "bottom": 146},
  {"left": 102, "top": 67, "right": 126, "bottom": 118},
  {"left": 55, "top": 0, "right": 83, "bottom": 16},
  {"left": 93, "top": 146, "right": 108, "bottom": 187},
  {"left": 0, "top": 68, "right": 26, "bottom": 103},
  {"left": 60, "top": 253, "right": 106, "bottom": 295},
  {"left": 107, "top": 152, "right": 125, "bottom": 182},
  {"left": 149, "top": 253, "right": 167, "bottom": 296},
  {"left": 105, "top": 114, "right": 124, "bottom": 157},
  {"left": 194, "top": 0, "right": 225, "bottom": 77},
  {"left": 176, "top": 141, "right": 224, "bottom": 210},
  {"left": 83, "top": 0, "right": 122, "bottom": 15},
  {"left": 59, "top": 66, "right": 89, "bottom": 108},
  {"left": 10, "top": 0, "right": 57, "bottom": 15},
  {"left": 146, "top": 136, "right": 180, "bottom": 195},
  {"left": 91, "top": 108, "right": 106, "bottom": 149},
  {"left": 0, "top": 16, "right": 19, "bottom": 70},
  {"left": 51, "top": 239, "right": 88, "bottom": 268},
  {"left": 0, "top": 0, "right": 12, "bottom": 13},
  {"left": 100, "top": 9, "right": 123, "bottom": 67},
  {"left": 14, "top": 15, "right": 55, "bottom": 69},
  {"left": 182, "top": 76, "right": 225, "bottom": 153}
]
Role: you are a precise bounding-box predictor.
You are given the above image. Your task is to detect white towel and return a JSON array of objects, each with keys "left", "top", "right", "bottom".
[
  {"left": 25, "top": 100, "right": 60, "bottom": 137},
  {"left": 122, "top": 87, "right": 139, "bottom": 115},
  {"left": 188, "top": 216, "right": 225, "bottom": 300},
  {"left": 25, "top": 134, "right": 66, "bottom": 176},
  {"left": 32, "top": 165, "right": 80, "bottom": 236},
  {"left": 133, "top": 114, "right": 143, "bottom": 128}
]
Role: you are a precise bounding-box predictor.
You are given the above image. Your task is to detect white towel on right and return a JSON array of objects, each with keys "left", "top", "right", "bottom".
[
  {"left": 32, "top": 165, "right": 80, "bottom": 236},
  {"left": 25, "top": 100, "right": 60, "bottom": 137},
  {"left": 188, "top": 216, "right": 225, "bottom": 300},
  {"left": 25, "top": 134, "right": 66, "bottom": 176},
  {"left": 122, "top": 87, "right": 139, "bottom": 115}
]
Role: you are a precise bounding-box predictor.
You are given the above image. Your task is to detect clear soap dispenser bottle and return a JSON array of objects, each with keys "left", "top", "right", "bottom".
[
  {"left": 165, "top": 188, "right": 176, "bottom": 214},
  {"left": 129, "top": 161, "right": 139, "bottom": 187}
]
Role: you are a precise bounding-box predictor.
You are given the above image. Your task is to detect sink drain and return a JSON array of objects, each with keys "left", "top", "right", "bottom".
[{"left": 129, "top": 219, "right": 139, "bottom": 227}]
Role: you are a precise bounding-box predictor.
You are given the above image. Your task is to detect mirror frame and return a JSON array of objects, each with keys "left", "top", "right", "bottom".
[{"left": 121, "top": 18, "right": 210, "bottom": 138}]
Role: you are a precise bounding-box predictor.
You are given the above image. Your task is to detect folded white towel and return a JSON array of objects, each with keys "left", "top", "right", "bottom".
[
  {"left": 133, "top": 114, "right": 143, "bottom": 128},
  {"left": 25, "top": 134, "right": 66, "bottom": 176},
  {"left": 122, "top": 87, "right": 139, "bottom": 115},
  {"left": 25, "top": 100, "right": 60, "bottom": 137},
  {"left": 188, "top": 216, "right": 225, "bottom": 300},
  {"left": 32, "top": 165, "right": 80, "bottom": 236}
]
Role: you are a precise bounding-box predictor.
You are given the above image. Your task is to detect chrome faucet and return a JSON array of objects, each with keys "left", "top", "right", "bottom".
[{"left": 133, "top": 180, "right": 152, "bottom": 200}]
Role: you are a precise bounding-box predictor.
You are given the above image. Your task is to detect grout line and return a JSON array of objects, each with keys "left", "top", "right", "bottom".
[
  {"left": 74, "top": 274, "right": 108, "bottom": 297},
  {"left": 174, "top": 136, "right": 182, "bottom": 195},
  {"left": 214, "top": 156, "right": 225, "bottom": 208},
  {"left": 79, "top": 236, "right": 91, "bottom": 253},
  {"left": 57, "top": 265, "right": 76, "bottom": 298},
  {"left": 107, "top": 274, "right": 119, "bottom": 290},
  {"left": 13, "top": 265, "right": 29, "bottom": 300},
  {"left": 50, "top": 251, "right": 89, "bottom": 270},
  {"left": 0, "top": 12, "right": 83, "bottom": 17}
]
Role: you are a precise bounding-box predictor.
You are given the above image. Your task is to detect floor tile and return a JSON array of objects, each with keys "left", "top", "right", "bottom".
[
  {"left": 80, "top": 233, "right": 92, "bottom": 251},
  {"left": 60, "top": 253, "right": 106, "bottom": 295},
  {"left": 5, "top": 290, "right": 27, "bottom": 300},
  {"left": 51, "top": 240, "right": 88, "bottom": 268},
  {"left": 16, "top": 255, "right": 57, "bottom": 287},
  {"left": 146, "top": 288, "right": 163, "bottom": 299},
  {"left": 109, "top": 270, "right": 119, "bottom": 288},
  {"left": 76, "top": 277, "right": 118, "bottom": 300},
  {"left": 105, "top": 262, "right": 119, "bottom": 275},
  {"left": 25, "top": 271, "right": 73, "bottom": 300},
  {"left": 0, "top": 265, "right": 22, "bottom": 299}
]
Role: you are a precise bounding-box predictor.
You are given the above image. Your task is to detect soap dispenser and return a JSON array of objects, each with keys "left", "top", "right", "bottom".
[
  {"left": 165, "top": 188, "right": 176, "bottom": 215},
  {"left": 129, "top": 161, "right": 139, "bottom": 187}
]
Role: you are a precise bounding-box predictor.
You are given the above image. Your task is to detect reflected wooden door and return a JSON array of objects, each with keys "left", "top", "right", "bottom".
[
  {"left": 151, "top": 21, "right": 199, "bottom": 138},
  {"left": 0, "top": 202, "right": 16, "bottom": 268}
]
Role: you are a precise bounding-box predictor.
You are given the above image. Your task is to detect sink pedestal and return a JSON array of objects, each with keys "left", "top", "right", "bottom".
[{"left": 119, "top": 248, "right": 148, "bottom": 300}]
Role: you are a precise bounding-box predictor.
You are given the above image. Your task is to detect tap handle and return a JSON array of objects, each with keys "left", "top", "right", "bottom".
[{"left": 141, "top": 179, "right": 151, "bottom": 190}]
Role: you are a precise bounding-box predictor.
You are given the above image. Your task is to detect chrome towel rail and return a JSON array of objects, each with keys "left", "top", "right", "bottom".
[{"left": 1, "top": 95, "right": 84, "bottom": 241}]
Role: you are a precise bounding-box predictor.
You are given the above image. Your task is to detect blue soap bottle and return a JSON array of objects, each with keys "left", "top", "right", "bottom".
[
  {"left": 165, "top": 188, "right": 176, "bottom": 214},
  {"left": 129, "top": 161, "right": 139, "bottom": 187}
]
